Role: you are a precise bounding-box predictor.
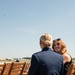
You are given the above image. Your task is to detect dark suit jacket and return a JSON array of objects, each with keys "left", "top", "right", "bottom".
[{"left": 28, "top": 48, "right": 64, "bottom": 75}]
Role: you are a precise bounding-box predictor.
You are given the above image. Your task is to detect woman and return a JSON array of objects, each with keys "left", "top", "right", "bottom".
[{"left": 52, "top": 38, "right": 72, "bottom": 75}]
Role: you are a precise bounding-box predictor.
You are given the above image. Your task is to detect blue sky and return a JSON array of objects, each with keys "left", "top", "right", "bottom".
[{"left": 0, "top": 0, "right": 75, "bottom": 58}]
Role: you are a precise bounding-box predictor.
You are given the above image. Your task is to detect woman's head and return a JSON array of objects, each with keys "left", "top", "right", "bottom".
[
  {"left": 40, "top": 33, "right": 52, "bottom": 49},
  {"left": 52, "top": 38, "right": 67, "bottom": 54}
]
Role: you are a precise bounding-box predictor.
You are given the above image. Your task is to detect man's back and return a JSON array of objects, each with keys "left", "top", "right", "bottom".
[{"left": 28, "top": 48, "right": 64, "bottom": 75}]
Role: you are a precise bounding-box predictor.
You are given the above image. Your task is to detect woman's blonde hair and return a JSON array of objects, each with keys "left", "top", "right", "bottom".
[
  {"left": 40, "top": 33, "right": 52, "bottom": 48},
  {"left": 52, "top": 38, "right": 67, "bottom": 54}
]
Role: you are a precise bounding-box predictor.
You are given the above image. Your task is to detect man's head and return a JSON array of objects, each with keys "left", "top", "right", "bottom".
[{"left": 40, "top": 33, "right": 52, "bottom": 49}]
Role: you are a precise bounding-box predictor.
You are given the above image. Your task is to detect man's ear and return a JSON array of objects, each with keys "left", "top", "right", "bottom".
[{"left": 40, "top": 40, "right": 42, "bottom": 45}]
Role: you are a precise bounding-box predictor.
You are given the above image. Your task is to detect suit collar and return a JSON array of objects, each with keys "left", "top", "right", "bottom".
[{"left": 42, "top": 47, "right": 52, "bottom": 51}]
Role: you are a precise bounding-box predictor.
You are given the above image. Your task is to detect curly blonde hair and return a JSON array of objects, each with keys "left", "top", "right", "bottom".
[{"left": 52, "top": 38, "right": 67, "bottom": 54}]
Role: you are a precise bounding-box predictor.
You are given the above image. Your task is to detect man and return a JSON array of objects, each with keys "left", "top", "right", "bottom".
[{"left": 28, "top": 33, "right": 64, "bottom": 75}]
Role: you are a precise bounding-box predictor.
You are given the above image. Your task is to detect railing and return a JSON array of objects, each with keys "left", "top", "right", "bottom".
[
  {"left": 0, "top": 62, "right": 30, "bottom": 75},
  {"left": 0, "top": 62, "right": 75, "bottom": 75}
]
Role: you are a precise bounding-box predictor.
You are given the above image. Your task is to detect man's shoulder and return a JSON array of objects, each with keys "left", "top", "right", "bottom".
[
  {"left": 31, "top": 51, "right": 43, "bottom": 60},
  {"left": 33, "top": 51, "right": 42, "bottom": 56},
  {"left": 54, "top": 52, "right": 63, "bottom": 57},
  {"left": 55, "top": 52, "right": 63, "bottom": 60}
]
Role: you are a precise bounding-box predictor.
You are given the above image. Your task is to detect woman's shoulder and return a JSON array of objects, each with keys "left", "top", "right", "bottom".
[{"left": 62, "top": 53, "right": 72, "bottom": 63}]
